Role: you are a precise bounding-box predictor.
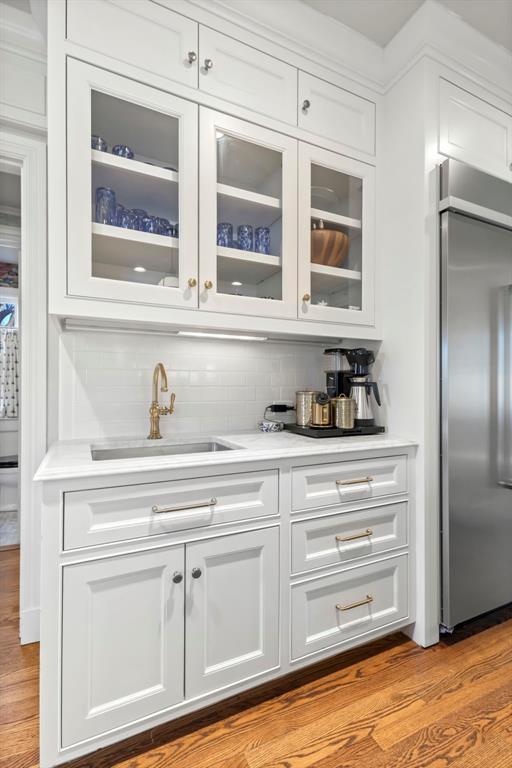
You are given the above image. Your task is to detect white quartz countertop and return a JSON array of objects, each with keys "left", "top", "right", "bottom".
[{"left": 35, "top": 431, "right": 417, "bottom": 482}]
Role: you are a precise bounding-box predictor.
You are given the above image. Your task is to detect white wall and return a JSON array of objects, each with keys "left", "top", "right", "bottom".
[{"left": 57, "top": 330, "right": 326, "bottom": 439}]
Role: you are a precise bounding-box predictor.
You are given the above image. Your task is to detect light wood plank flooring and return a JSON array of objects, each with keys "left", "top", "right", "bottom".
[{"left": 1, "top": 548, "right": 511, "bottom": 768}]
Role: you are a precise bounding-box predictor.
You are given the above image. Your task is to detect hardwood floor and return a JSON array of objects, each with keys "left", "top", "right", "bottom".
[{"left": 1, "top": 548, "right": 512, "bottom": 768}]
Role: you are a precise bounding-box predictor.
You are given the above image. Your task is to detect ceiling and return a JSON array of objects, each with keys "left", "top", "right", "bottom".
[{"left": 302, "top": 0, "right": 512, "bottom": 51}]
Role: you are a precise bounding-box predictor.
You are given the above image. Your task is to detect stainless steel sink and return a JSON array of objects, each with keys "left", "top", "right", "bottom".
[{"left": 91, "top": 441, "right": 237, "bottom": 461}]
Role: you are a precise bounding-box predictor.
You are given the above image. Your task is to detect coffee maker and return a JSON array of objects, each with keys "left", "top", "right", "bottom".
[
  {"left": 343, "top": 348, "right": 381, "bottom": 426},
  {"left": 323, "top": 348, "right": 353, "bottom": 399}
]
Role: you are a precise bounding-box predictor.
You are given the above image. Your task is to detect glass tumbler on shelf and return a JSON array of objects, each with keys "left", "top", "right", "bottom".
[
  {"left": 91, "top": 135, "right": 108, "bottom": 152},
  {"left": 217, "top": 222, "right": 233, "bottom": 247},
  {"left": 255, "top": 227, "right": 270, "bottom": 254},
  {"left": 131, "top": 209, "right": 147, "bottom": 231},
  {"left": 112, "top": 144, "right": 134, "bottom": 159},
  {"left": 118, "top": 208, "right": 136, "bottom": 229},
  {"left": 156, "top": 217, "right": 170, "bottom": 235},
  {"left": 95, "top": 187, "right": 116, "bottom": 225},
  {"left": 237, "top": 224, "right": 253, "bottom": 251},
  {"left": 142, "top": 215, "right": 159, "bottom": 234}
]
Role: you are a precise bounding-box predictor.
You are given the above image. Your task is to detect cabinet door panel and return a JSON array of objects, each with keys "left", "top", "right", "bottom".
[
  {"left": 199, "top": 27, "right": 297, "bottom": 125},
  {"left": 298, "top": 142, "right": 375, "bottom": 325},
  {"left": 200, "top": 108, "right": 298, "bottom": 318},
  {"left": 185, "top": 528, "right": 279, "bottom": 698},
  {"left": 67, "top": 58, "right": 198, "bottom": 308},
  {"left": 439, "top": 79, "right": 512, "bottom": 181},
  {"left": 66, "top": 0, "right": 198, "bottom": 88},
  {"left": 61, "top": 547, "right": 184, "bottom": 746},
  {"left": 298, "top": 72, "right": 376, "bottom": 157}
]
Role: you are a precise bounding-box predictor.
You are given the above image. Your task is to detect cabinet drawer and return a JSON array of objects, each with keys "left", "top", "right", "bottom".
[
  {"left": 291, "top": 455, "right": 407, "bottom": 512},
  {"left": 64, "top": 469, "right": 278, "bottom": 549},
  {"left": 198, "top": 27, "right": 297, "bottom": 125},
  {"left": 291, "top": 554, "right": 408, "bottom": 659},
  {"left": 291, "top": 501, "right": 407, "bottom": 574},
  {"left": 298, "top": 72, "right": 376, "bottom": 156},
  {"left": 66, "top": 0, "right": 198, "bottom": 88}
]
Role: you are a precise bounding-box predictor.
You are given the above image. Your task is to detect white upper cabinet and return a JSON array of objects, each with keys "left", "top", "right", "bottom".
[
  {"left": 66, "top": 0, "right": 199, "bottom": 88},
  {"left": 198, "top": 27, "right": 297, "bottom": 125},
  {"left": 439, "top": 79, "right": 512, "bottom": 182},
  {"left": 298, "top": 143, "right": 375, "bottom": 326},
  {"left": 66, "top": 59, "right": 199, "bottom": 308},
  {"left": 298, "top": 72, "right": 376, "bottom": 159},
  {"left": 199, "top": 108, "right": 298, "bottom": 318},
  {"left": 61, "top": 546, "right": 185, "bottom": 747},
  {"left": 185, "top": 528, "right": 280, "bottom": 699}
]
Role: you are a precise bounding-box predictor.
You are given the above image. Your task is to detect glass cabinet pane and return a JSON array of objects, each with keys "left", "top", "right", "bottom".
[
  {"left": 215, "top": 131, "right": 283, "bottom": 302},
  {"left": 309, "top": 162, "right": 363, "bottom": 311},
  {"left": 90, "top": 91, "right": 180, "bottom": 288}
]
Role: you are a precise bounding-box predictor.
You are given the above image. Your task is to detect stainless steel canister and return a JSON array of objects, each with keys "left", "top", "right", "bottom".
[
  {"left": 332, "top": 395, "right": 356, "bottom": 429},
  {"left": 295, "top": 390, "right": 317, "bottom": 427}
]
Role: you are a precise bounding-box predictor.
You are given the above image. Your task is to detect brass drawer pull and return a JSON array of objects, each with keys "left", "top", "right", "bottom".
[
  {"left": 336, "top": 476, "right": 374, "bottom": 487},
  {"left": 151, "top": 498, "right": 217, "bottom": 514},
  {"left": 336, "top": 528, "right": 373, "bottom": 543},
  {"left": 336, "top": 594, "right": 374, "bottom": 611}
]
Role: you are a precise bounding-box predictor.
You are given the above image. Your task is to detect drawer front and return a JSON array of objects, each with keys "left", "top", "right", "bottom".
[
  {"left": 66, "top": 0, "right": 198, "bottom": 88},
  {"left": 64, "top": 469, "right": 278, "bottom": 550},
  {"left": 292, "top": 455, "right": 407, "bottom": 512},
  {"left": 298, "top": 72, "right": 376, "bottom": 157},
  {"left": 291, "top": 554, "right": 408, "bottom": 660},
  {"left": 291, "top": 500, "right": 408, "bottom": 574},
  {"left": 198, "top": 27, "right": 297, "bottom": 125}
]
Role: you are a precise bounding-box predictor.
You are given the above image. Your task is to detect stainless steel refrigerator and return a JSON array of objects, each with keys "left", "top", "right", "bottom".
[{"left": 440, "top": 159, "right": 512, "bottom": 632}]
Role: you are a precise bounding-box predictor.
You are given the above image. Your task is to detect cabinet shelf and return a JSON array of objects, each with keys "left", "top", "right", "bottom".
[
  {"left": 217, "top": 245, "right": 281, "bottom": 283},
  {"left": 217, "top": 184, "right": 282, "bottom": 229},
  {"left": 92, "top": 223, "right": 179, "bottom": 280},
  {"left": 310, "top": 207, "right": 361, "bottom": 230},
  {"left": 92, "top": 150, "right": 179, "bottom": 183},
  {"left": 310, "top": 263, "right": 361, "bottom": 294}
]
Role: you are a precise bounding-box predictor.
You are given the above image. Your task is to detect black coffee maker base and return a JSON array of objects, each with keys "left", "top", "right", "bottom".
[{"left": 284, "top": 424, "right": 386, "bottom": 438}]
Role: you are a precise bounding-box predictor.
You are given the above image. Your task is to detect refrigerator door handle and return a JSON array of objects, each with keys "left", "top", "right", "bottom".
[{"left": 497, "top": 284, "right": 512, "bottom": 489}]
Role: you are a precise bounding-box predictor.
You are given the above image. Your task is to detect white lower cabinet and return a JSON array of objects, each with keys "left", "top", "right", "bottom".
[
  {"left": 61, "top": 527, "right": 279, "bottom": 747},
  {"left": 185, "top": 527, "right": 279, "bottom": 698},
  {"left": 61, "top": 546, "right": 185, "bottom": 747}
]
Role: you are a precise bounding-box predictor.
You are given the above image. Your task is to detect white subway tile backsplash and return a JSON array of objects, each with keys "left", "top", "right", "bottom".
[{"left": 59, "top": 331, "right": 325, "bottom": 440}]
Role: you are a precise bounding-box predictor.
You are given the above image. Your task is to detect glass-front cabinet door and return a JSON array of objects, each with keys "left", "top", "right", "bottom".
[
  {"left": 199, "top": 108, "right": 297, "bottom": 318},
  {"left": 298, "top": 143, "right": 375, "bottom": 325},
  {"left": 66, "top": 59, "right": 198, "bottom": 308}
]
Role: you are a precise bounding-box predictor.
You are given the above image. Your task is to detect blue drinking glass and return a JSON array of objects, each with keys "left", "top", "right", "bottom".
[
  {"left": 142, "top": 215, "right": 158, "bottom": 234},
  {"left": 237, "top": 224, "right": 253, "bottom": 251},
  {"left": 118, "top": 208, "right": 136, "bottom": 229},
  {"left": 112, "top": 144, "right": 134, "bottom": 159},
  {"left": 91, "top": 135, "right": 108, "bottom": 152},
  {"left": 156, "top": 217, "right": 170, "bottom": 235},
  {"left": 217, "top": 222, "right": 233, "bottom": 247},
  {"left": 95, "top": 187, "right": 116, "bottom": 225},
  {"left": 115, "top": 204, "right": 125, "bottom": 226},
  {"left": 131, "top": 209, "right": 147, "bottom": 231},
  {"left": 255, "top": 226, "right": 271, "bottom": 254}
]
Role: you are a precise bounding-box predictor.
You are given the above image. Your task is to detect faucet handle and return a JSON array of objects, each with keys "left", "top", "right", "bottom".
[{"left": 169, "top": 392, "right": 176, "bottom": 414}]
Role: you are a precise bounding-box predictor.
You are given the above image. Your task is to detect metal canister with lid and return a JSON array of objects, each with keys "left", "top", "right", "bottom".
[
  {"left": 295, "top": 390, "right": 318, "bottom": 427},
  {"left": 332, "top": 394, "right": 356, "bottom": 429},
  {"left": 311, "top": 392, "right": 332, "bottom": 427}
]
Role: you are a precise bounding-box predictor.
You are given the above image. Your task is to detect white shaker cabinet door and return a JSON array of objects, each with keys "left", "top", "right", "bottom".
[
  {"left": 67, "top": 58, "right": 199, "bottom": 309},
  {"left": 185, "top": 527, "right": 280, "bottom": 698},
  {"left": 439, "top": 79, "right": 512, "bottom": 182},
  {"left": 61, "top": 546, "right": 185, "bottom": 747},
  {"left": 298, "top": 72, "right": 376, "bottom": 158},
  {"left": 66, "top": 0, "right": 199, "bottom": 88},
  {"left": 198, "top": 26, "right": 297, "bottom": 125}
]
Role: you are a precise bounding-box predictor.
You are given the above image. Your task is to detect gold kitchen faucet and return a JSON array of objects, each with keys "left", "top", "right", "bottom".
[{"left": 148, "top": 362, "right": 176, "bottom": 439}]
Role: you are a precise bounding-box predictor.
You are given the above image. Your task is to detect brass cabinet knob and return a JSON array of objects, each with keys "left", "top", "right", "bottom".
[
  {"left": 188, "top": 277, "right": 197, "bottom": 288},
  {"left": 302, "top": 293, "right": 311, "bottom": 302},
  {"left": 204, "top": 280, "right": 213, "bottom": 290}
]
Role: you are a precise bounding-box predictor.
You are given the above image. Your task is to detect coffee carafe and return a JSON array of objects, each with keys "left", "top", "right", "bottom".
[{"left": 343, "top": 348, "right": 381, "bottom": 426}]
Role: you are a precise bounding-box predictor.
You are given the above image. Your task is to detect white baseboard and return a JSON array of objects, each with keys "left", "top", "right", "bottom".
[{"left": 20, "top": 606, "right": 40, "bottom": 645}]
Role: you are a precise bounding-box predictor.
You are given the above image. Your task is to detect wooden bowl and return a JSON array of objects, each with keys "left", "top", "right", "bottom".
[{"left": 311, "top": 229, "right": 349, "bottom": 268}]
